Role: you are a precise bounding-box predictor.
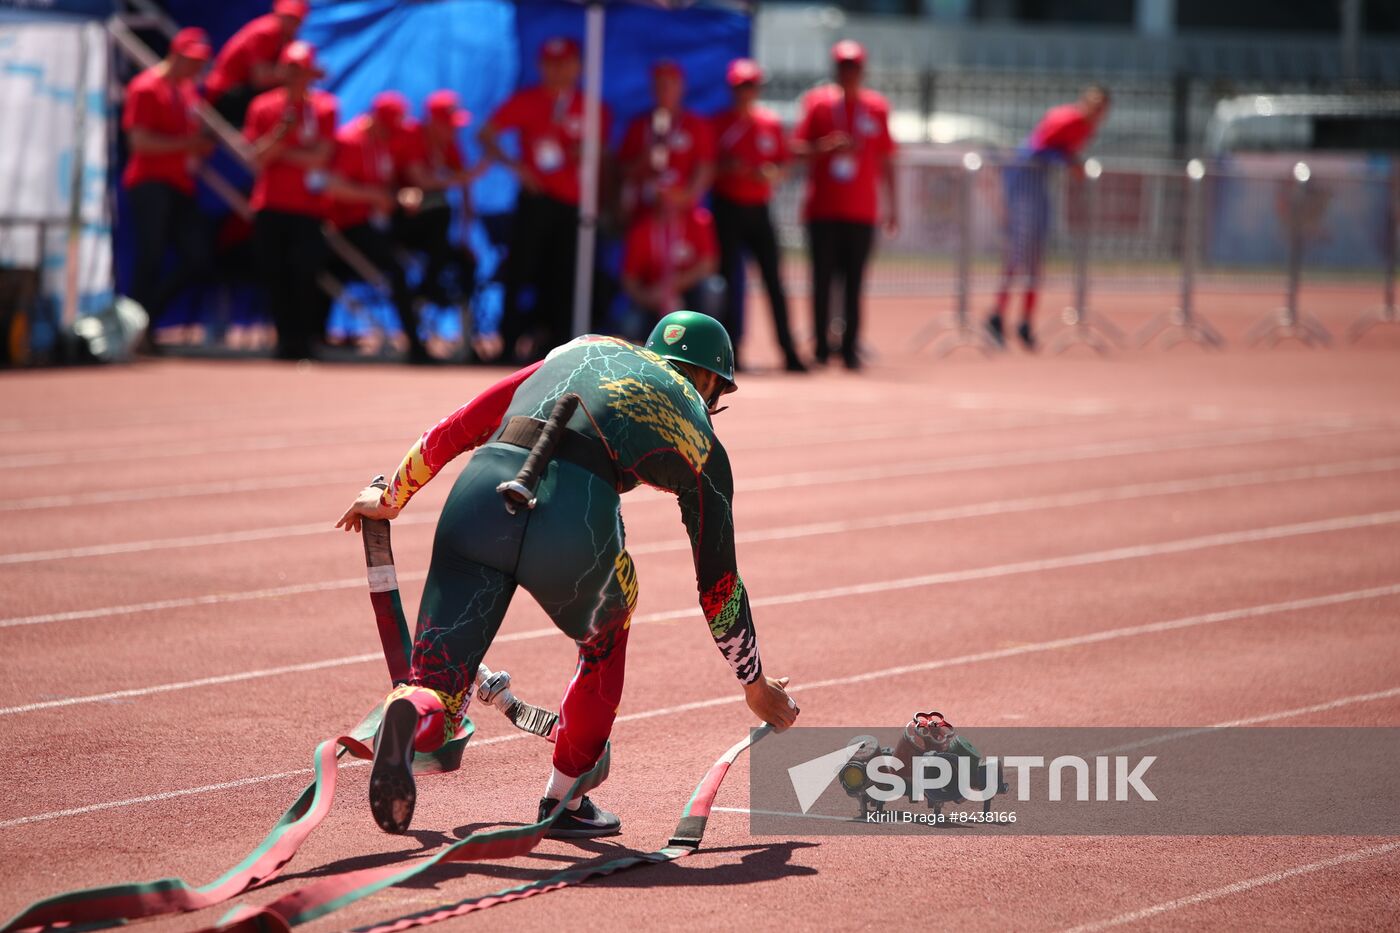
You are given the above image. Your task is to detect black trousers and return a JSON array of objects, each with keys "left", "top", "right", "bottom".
[
  {"left": 253, "top": 210, "right": 327, "bottom": 359},
  {"left": 394, "top": 204, "right": 477, "bottom": 308},
  {"left": 212, "top": 86, "right": 258, "bottom": 132},
  {"left": 712, "top": 195, "right": 798, "bottom": 363},
  {"left": 126, "top": 182, "right": 211, "bottom": 325},
  {"left": 339, "top": 222, "right": 427, "bottom": 356},
  {"left": 501, "top": 192, "right": 579, "bottom": 361},
  {"left": 806, "top": 219, "right": 874, "bottom": 364}
]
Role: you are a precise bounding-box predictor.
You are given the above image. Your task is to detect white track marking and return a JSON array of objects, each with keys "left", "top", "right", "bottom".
[
  {"left": 0, "top": 421, "right": 1376, "bottom": 564},
  {"left": 0, "top": 575, "right": 419, "bottom": 629},
  {"left": 0, "top": 407, "right": 1064, "bottom": 472},
  {"left": 5, "top": 573, "right": 1398, "bottom": 729},
  {"left": 0, "top": 730, "right": 528, "bottom": 830},
  {"left": 712, "top": 456, "right": 1400, "bottom": 551},
  {"left": 1060, "top": 842, "right": 1400, "bottom": 932},
  {"left": 0, "top": 515, "right": 436, "bottom": 566},
  {"left": 3, "top": 585, "right": 1398, "bottom": 828},
  {"left": 0, "top": 430, "right": 412, "bottom": 470},
  {"left": 736, "top": 421, "right": 1362, "bottom": 493},
  {"left": 1089, "top": 687, "right": 1400, "bottom": 757},
  {"left": 0, "top": 411, "right": 1070, "bottom": 513},
  {"left": 3, "top": 486, "right": 1399, "bottom": 634},
  {"left": 0, "top": 471, "right": 363, "bottom": 512}
]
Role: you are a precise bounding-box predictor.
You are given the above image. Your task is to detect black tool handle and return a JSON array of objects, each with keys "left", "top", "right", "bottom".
[{"left": 499, "top": 393, "right": 581, "bottom": 513}]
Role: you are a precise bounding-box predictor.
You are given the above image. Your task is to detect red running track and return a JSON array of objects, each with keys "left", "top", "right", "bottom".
[{"left": 1, "top": 292, "right": 1399, "bottom": 931}]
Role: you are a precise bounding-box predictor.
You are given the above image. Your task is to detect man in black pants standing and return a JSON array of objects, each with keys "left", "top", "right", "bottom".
[
  {"left": 243, "top": 41, "right": 337, "bottom": 360},
  {"left": 710, "top": 58, "right": 804, "bottom": 372},
  {"left": 479, "top": 37, "right": 611, "bottom": 362},
  {"left": 793, "top": 40, "right": 898, "bottom": 370}
]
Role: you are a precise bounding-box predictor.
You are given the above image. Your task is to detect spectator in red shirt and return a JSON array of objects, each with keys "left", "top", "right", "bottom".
[
  {"left": 986, "top": 84, "right": 1110, "bottom": 351},
  {"left": 393, "top": 90, "right": 479, "bottom": 317},
  {"left": 621, "top": 185, "right": 720, "bottom": 329},
  {"left": 205, "top": 0, "right": 307, "bottom": 128},
  {"left": 325, "top": 92, "right": 435, "bottom": 364},
  {"left": 243, "top": 40, "right": 337, "bottom": 360},
  {"left": 619, "top": 60, "right": 715, "bottom": 218},
  {"left": 479, "top": 36, "right": 612, "bottom": 362},
  {"left": 711, "top": 58, "right": 803, "bottom": 373},
  {"left": 793, "top": 40, "right": 898, "bottom": 370},
  {"left": 122, "top": 27, "right": 215, "bottom": 346}
]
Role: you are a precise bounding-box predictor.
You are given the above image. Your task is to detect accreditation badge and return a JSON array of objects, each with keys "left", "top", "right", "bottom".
[
  {"left": 829, "top": 153, "right": 857, "bottom": 182},
  {"left": 534, "top": 138, "right": 564, "bottom": 172},
  {"left": 305, "top": 169, "right": 328, "bottom": 193}
]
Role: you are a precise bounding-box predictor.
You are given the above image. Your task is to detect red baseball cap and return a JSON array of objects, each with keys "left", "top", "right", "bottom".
[
  {"left": 831, "top": 39, "right": 866, "bottom": 65},
  {"left": 171, "top": 27, "right": 212, "bottom": 63},
  {"left": 279, "top": 40, "right": 324, "bottom": 76},
  {"left": 726, "top": 58, "right": 762, "bottom": 87},
  {"left": 652, "top": 59, "right": 683, "bottom": 81},
  {"left": 539, "top": 36, "right": 580, "bottom": 62},
  {"left": 273, "top": 0, "right": 310, "bottom": 20},
  {"left": 372, "top": 91, "right": 408, "bottom": 128},
  {"left": 426, "top": 89, "right": 471, "bottom": 128}
]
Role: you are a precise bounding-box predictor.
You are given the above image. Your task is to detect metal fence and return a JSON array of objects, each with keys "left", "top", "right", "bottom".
[
  {"left": 766, "top": 149, "right": 1397, "bottom": 351},
  {"left": 762, "top": 69, "right": 1400, "bottom": 159}
]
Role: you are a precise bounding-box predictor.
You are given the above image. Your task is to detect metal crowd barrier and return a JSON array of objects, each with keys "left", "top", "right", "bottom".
[{"left": 770, "top": 148, "right": 1399, "bottom": 354}]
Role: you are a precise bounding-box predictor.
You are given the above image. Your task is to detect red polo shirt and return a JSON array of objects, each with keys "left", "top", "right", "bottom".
[
  {"left": 711, "top": 105, "right": 788, "bottom": 206},
  {"left": 122, "top": 66, "right": 200, "bottom": 193},
  {"left": 794, "top": 85, "right": 896, "bottom": 225},
  {"left": 329, "top": 116, "right": 395, "bottom": 229},
  {"left": 392, "top": 120, "right": 465, "bottom": 184},
  {"left": 620, "top": 109, "right": 714, "bottom": 211},
  {"left": 244, "top": 87, "right": 338, "bottom": 217},
  {"left": 1027, "top": 104, "right": 1097, "bottom": 158},
  {"left": 205, "top": 14, "right": 286, "bottom": 102},
  {"left": 486, "top": 87, "right": 610, "bottom": 206},
  {"left": 622, "top": 207, "right": 717, "bottom": 288}
]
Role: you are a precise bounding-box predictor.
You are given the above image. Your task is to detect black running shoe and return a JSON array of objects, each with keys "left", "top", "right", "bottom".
[
  {"left": 369, "top": 697, "right": 419, "bottom": 834},
  {"left": 538, "top": 796, "right": 622, "bottom": 839},
  {"left": 985, "top": 313, "right": 1006, "bottom": 349},
  {"left": 1017, "top": 320, "right": 1037, "bottom": 352}
]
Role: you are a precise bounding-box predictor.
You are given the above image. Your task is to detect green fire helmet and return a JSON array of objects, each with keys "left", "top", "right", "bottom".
[{"left": 644, "top": 310, "right": 737, "bottom": 393}]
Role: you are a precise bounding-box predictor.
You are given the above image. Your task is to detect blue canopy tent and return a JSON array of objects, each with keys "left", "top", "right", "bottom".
[{"left": 151, "top": 0, "right": 752, "bottom": 342}]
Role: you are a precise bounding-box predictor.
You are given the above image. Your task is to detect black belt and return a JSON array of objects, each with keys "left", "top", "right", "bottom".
[{"left": 497, "top": 416, "right": 618, "bottom": 490}]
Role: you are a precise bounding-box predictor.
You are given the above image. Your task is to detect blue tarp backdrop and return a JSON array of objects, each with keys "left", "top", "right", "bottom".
[{"left": 127, "top": 0, "right": 750, "bottom": 338}]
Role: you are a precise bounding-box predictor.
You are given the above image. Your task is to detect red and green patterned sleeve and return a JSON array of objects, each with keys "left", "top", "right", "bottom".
[
  {"left": 379, "top": 360, "right": 544, "bottom": 510},
  {"left": 674, "top": 441, "right": 762, "bottom": 684}
]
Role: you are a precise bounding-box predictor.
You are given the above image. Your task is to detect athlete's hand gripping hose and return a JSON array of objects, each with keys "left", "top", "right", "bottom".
[{"left": 744, "top": 675, "right": 799, "bottom": 732}]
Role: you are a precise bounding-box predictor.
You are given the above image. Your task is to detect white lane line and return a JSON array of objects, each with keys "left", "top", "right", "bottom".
[
  {"left": 0, "top": 430, "right": 410, "bottom": 470},
  {"left": 715, "top": 456, "right": 1400, "bottom": 552},
  {"left": 1089, "top": 687, "right": 1400, "bottom": 757},
  {"left": 736, "top": 421, "right": 1363, "bottom": 493},
  {"left": 1060, "top": 842, "right": 1400, "bottom": 932},
  {"left": 0, "top": 729, "right": 526, "bottom": 830},
  {"left": 19, "top": 450, "right": 1392, "bottom": 570},
  {"left": 0, "top": 515, "right": 436, "bottom": 566},
  {"left": 0, "top": 471, "right": 363, "bottom": 512},
  {"left": 0, "top": 410, "right": 1068, "bottom": 513},
  {"left": 0, "top": 407, "right": 1069, "bottom": 473},
  {"left": 4, "top": 584, "right": 1398, "bottom": 828},
  {"left": 0, "top": 575, "right": 411, "bottom": 630},
  {"left": 2, "top": 465, "right": 1400, "bottom": 633},
  {"left": 0, "top": 420, "right": 1370, "bottom": 565},
  {"left": 711, "top": 806, "right": 853, "bottom": 823}
]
